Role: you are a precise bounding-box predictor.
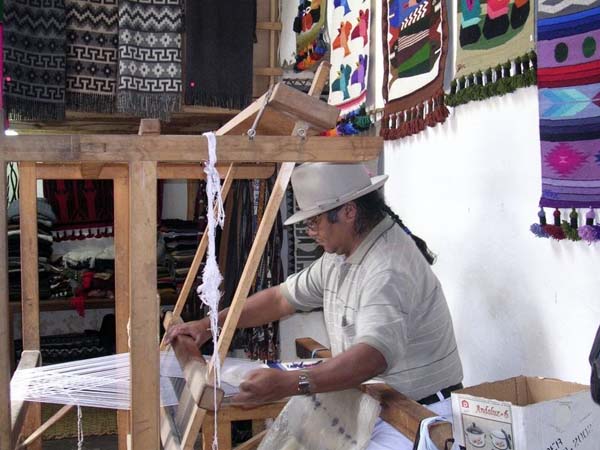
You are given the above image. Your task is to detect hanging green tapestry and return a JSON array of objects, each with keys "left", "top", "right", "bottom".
[
  {"left": 447, "top": 0, "right": 536, "bottom": 107},
  {"left": 530, "top": 1, "right": 600, "bottom": 243},
  {"left": 325, "top": 0, "right": 371, "bottom": 136},
  {"left": 381, "top": 0, "right": 449, "bottom": 140}
]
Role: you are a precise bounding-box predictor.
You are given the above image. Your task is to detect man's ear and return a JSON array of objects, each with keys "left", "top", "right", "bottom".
[{"left": 342, "top": 202, "right": 357, "bottom": 222}]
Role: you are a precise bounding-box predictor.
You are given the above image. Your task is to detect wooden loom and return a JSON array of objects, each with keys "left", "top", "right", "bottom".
[{"left": 0, "top": 64, "right": 452, "bottom": 449}]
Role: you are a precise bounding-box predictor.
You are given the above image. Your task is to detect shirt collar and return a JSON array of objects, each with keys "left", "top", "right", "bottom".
[{"left": 346, "top": 215, "right": 395, "bottom": 265}]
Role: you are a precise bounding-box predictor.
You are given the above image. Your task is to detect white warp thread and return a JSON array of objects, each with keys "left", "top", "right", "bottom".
[{"left": 197, "top": 131, "right": 225, "bottom": 450}]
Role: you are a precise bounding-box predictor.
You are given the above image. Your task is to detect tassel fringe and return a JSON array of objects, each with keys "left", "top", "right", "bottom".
[
  {"left": 381, "top": 89, "right": 448, "bottom": 140},
  {"left": 117, "top": 92, "right": 181, "bottom": 122},
  {"left": 530, "top": 207, "right": 600, "bottom": 243},
  {"left": 446, "top": 51, "right": 537, "bottom": 108}
]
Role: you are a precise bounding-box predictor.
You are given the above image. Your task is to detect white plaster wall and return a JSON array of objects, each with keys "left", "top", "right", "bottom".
[{"left": 383, "top": 86, "right": 600, "bottom": 386}]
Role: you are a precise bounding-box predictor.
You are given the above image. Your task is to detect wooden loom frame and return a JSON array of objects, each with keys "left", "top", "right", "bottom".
[{"left": 0, "top": 64, "right": 383, "bottom": 450}]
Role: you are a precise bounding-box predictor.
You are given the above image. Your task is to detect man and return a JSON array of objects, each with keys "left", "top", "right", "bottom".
[{"left": 166, "top": 162, "right": 463, "bottom": 446}]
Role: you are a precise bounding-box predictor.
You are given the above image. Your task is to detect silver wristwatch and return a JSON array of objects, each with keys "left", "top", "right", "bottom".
[{"left": 297, "top": 370, "right": 312, "bottom": 395}]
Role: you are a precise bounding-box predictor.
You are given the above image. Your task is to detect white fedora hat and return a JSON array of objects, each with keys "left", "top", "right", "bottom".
[{"left": 284, "top": 162, "right": 388, "bottom": 226}]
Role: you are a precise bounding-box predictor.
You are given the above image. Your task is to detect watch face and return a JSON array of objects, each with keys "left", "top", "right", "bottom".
[{"left": 298, "top": 372, "right": 311, "bottom": 395}]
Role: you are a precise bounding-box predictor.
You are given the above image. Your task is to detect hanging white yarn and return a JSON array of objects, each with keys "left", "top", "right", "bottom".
[{"left": 197, "top": 131, "right": 226, "bottom": 450}]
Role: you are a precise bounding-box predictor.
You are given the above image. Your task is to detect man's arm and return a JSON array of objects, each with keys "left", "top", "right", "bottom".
[
  {"left": 232, "top": 343, "right": 387, "bottom": 404},
  {"left": 164, "top": 286, "right": 296, "bottom": 346}
]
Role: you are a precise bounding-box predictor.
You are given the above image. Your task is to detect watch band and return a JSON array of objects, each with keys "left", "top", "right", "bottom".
[{"left": 297, "top": 370, "right": 312, "bottom": 395}]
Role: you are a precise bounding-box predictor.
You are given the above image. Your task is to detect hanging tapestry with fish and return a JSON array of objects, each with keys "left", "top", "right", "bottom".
[
  {"left": 530, "top": 1, "right": 600, "bottom": 243},
  {"left": 447, "top": 0, "right": 536, "bottom": 107},
  {"left": 326, "top": 0, "right": 372, "bottom": 135},
  {"left": 381, "top": 0, "right": 449, "bottom": 140},
  {"left": 293, "top": 0, "right": 328, "bottom": 72}
]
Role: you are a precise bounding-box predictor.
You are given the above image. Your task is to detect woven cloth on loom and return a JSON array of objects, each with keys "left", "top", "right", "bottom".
[
  {"left": 65, "top": 0, "right": 118, "bottom": 113},
  {"left": 381, "top": 0, "right": 449, "bottom": 140},
  {"left": 326, "top": 0, "right": 371, "bottom": 135},
  {"left": 293, "top": 0, "right": 327, "bottom": 72},
  {"left": 531, "top": 1, "right": 600, "bottom": 242},
  {"left": 117, "top": 0, "right": 182, "bottom": 120},
  {"left": 447, "top": 0, "right": 535, "bottom": 107},
  {"left": 184, "top": 0, "right": 255, "bottom": 110},
  {"left": 3, "top": 0, "right": 66, "bottom": 121},
  {"left": 43, "top": 180, "right": 114, "bottom": 240}
]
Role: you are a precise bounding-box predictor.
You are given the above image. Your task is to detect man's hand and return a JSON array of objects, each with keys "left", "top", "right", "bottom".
[
  {"left": 164, "top": 318, "right": 212, "bottom": 347},
  {"left": 232, "top": 368, "right": 296, "bottom": 404}
]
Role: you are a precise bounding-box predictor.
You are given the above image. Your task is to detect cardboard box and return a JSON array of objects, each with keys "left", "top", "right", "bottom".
[{"left": 451, "top": 376, "right": 600, "bottom": 450}]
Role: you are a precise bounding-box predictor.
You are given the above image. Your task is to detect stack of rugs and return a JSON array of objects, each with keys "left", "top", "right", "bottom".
[
  {"left": 158, "top": 219, "right": 202, "bottom": 301},
  {"left": 6, "top": 198, "right": 63, "bottom": 301}
]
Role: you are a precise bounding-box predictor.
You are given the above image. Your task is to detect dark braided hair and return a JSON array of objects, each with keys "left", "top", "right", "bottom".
[{"left": 334, "top": 190, "right": 437, "bottom": 265}]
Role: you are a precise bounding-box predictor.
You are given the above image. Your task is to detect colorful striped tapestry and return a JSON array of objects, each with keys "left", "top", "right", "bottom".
[
  {"left": 381, "top": 0, "right": 449, "bottom": 140},
  {"left": 530, "top": 1, "right": 600, "bottom": 243},
  {"left": 326, "top": 0, "right": 371, "bottom": 135},
  {"left": 447, "top": 0, "right": 536, "bottom": 107}
]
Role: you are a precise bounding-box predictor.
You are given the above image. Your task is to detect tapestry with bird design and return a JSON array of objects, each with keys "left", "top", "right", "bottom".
[
  {"left": 327, "top": 0, "right": 372, "bottom": 135},
  {"left": 447, "top": 0, "right": 536, "bottom": 107},
  {"left": 293, "top": 0, "right": 328, "bottom": 72},
  {"left": 381, "top": 0, "right": 449, "bottom": 140},
  {"left": 530, "top": 0, "right": 600, "bottom": 243}
]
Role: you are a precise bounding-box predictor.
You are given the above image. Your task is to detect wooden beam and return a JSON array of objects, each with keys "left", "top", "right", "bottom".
[
  {"left": 11, "top": 351, "right": 41, "bottom": 446},
  {"left": 295, "top": 337, "right": 332, "bottom": 359},
  {"left": 18, "top": 162, "right": 40, "bottom": 351},
  {"left": 0, "top": 135, "right": 383, "bottom": 164},
  {"left": 232, "top": 430, "right": 267, "bottom": 450},
  {"left": 17, "top": 404, "right": 73, "bottom": 449},
  {"left": 33, "top": 162, "right": 275, "bottom": 180},
  {"left": 129, "top": 159, "right": 160, "bottom": 450},
  {"left": 114, "top": 175, "right": 131, "bottom": 450},
  {"left": 255, "top": 21, "right": 282, "bottom": 31},
  {"left": 0, "top": 161, "right": 12, "bottom": 450}
]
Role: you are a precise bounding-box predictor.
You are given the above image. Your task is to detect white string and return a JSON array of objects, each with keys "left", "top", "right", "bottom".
[
  {"left": 10, "top": 352, "right": 183, "bottom": 409},
  {"left": 198, "top": 131, "right": 225, "bottom": 450},
  {"left": 77, "top": 405, "right": 83, "bottom": 450}
]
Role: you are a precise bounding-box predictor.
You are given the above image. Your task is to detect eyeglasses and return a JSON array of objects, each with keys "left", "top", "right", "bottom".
[{"left": 304, "top": 214, "right": 324, "bottom": 231}]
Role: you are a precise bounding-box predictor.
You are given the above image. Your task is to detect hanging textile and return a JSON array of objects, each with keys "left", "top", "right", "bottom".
[
  {"left": 43, "top": 180, "right": 114, "bottom": 240},
  {"left": 530, "top": 1, "right": 600, "bottom": 243},
  {"left": 326, "top": 0, "right": 372, "bottom": 136},
  {"left": 293, "top": 0, "right": 328, "bottom": 72},
  {"left": 184, "top": 0, "right": 256, "bottom": 110},
  {"left": 280, "top": 0, "right": 299, "bottom": 68},
  {"left": 381, "top": 0, "right": 449, "bottom": 140},
  {"left": 220, "top": 178, "right": 283, "bottom": 361},
  {"left": 65, "top": 0, "right": 118, "bottom": 113},
  {"left": 3, "top": 0, "right": 66, "bottom": 121},
  {"left": 447, "top": 0, "right": 536, "bottom": 107},
  {"left": 117, "top": 0, "right": 182, "bottom": 120}
]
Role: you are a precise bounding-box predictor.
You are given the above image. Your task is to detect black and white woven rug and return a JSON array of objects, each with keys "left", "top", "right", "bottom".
[
  {"left": 4, "top": 0, "right": 67, "bottom": 121},
  {"left": 117, "top": 0, "right": 182, "bottom": 120},
  {"left": 65, "top": 0, "right": 118, "bottom": 113}
]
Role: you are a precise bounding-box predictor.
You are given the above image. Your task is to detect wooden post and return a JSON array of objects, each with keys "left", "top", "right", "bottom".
[
  {"left": 114, "top": 175, "right": 131, "bottom": 450},
  {"left": 0, "top": 160, "right": 13, "bottom": 449},
  {"left": 129, "top": 121, "right": 159, "bottom": 450},
  {"left": 18, "top": 162, "right": 42, "bottom": 450}
]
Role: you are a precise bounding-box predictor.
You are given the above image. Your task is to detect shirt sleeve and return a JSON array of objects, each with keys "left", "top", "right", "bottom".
[
  {"left": 279, "top": 256, "right": 326, "bottom": 312},
  {"left": 353, "top": 269, "right": 412, "bottom": 375}
]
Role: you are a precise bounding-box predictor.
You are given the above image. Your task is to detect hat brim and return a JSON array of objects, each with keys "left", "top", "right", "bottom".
[{"left": 284, "top": 174, "right": 389, "bottom": 226}]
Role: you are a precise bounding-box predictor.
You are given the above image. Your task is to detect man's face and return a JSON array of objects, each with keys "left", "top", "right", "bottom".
[{"left": 304, "top": 205, "right": 355, "bottom": 255}]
